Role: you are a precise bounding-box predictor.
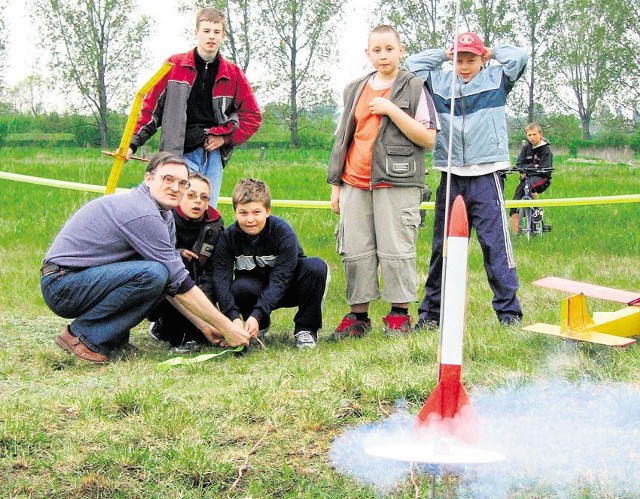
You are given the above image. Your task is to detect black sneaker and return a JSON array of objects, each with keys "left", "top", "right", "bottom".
[
  {"left": 532, "top": 208, "right": 543, "bottom": 223},
  {"left": 414, "top": 316, "right": 439, "bottom": 332},
  {"left": 148, "top": 322, "right": 163, "bottom": 341},
  {"left": 499, "top": 315, "right": 522, "bottom": 327}
]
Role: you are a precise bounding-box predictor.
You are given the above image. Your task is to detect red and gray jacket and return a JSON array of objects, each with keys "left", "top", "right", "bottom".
[{"left": 130, "top": 50, "right": 262, "bottom": 166}]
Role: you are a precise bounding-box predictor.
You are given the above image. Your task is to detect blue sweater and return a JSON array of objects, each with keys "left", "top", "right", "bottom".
[
  {"left": 406, "top": 45, "right": 528, "bottom": 168},
  {"left": 43, "top": 183, "right": 194, "bottom": 296}
]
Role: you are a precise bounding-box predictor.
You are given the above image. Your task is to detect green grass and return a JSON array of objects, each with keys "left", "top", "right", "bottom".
[{"left": 1, "top": 147, "right": 640, "bottom": 497}]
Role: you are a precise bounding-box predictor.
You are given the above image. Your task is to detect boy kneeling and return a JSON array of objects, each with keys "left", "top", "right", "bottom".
[
  {"left": 212, "top": 179, "right": 328, "bottom": 349},
  {"left": 148, "top": 172, "right": 226, "bottom": 352}
]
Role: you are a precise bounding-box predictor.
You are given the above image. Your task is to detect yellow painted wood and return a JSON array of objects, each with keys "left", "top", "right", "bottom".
[
  {"left": 523, "top": 323, "right": 636, "bottom": 347},
  {"left": 105, "top": 62, "right": 174, "bottom": 194}
]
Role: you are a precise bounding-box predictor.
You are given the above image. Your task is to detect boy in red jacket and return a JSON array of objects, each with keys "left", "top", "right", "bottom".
[{"left": 127, "top": 8, "right": 261, "bottom": 208}]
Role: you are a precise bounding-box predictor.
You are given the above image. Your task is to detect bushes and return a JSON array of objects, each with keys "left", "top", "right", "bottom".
[
  {"left": 5, "top": 133, "right": 77, "bottom": 147},
  {"left": 509, "top": 113, "right": 640, "bottom": 158},
  {"left": 629, "top": 131, "right": 640, "bottom": 153},
  {"left": 0, "top": 121, "right": 7, "bottom": 149},
  {"left": 4, "top": 107, "right": 640, "bottom": 156}
]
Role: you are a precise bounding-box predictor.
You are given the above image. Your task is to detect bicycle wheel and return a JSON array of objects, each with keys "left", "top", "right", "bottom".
[
  {"left": 531, "top": 208, "right": 544, "bottom": 236},
  {"left": 518, "top": 206, "right": 532, "bottom": 240}
]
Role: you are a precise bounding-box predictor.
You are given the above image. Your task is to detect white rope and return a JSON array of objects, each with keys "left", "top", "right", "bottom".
[{"left": 437, "top": 0, "right": 464, "bottom": 354}]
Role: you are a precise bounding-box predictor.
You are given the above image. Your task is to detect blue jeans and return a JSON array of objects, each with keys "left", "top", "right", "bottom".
[
  {"left": 183, "top": 147, "right": 223, "bottom": 207},
  {"left": 41, "top": 261, "right": 169, "bottom": 354}
]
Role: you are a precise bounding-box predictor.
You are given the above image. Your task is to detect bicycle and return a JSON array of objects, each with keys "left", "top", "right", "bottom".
[{"left": 506, "top": 167, "right": 552, "bottom": 240}]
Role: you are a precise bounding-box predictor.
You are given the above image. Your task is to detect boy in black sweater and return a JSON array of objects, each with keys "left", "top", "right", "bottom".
[
  {"left": 510, "top": 123, "right": 553, "bottom": 235},
  {"left": 212, "top": 179, "right": 328, "bottom": 349},
  {"left": 149, "top": 172, "right": 226, "bottom": 351}
]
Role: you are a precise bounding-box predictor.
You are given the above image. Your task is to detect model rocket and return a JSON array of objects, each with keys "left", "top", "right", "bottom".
[{"left": 416, "top": 195, "right": 480, "bottom": 444}]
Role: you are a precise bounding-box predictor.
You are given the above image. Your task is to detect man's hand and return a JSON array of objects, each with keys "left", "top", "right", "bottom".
[
  {"left": 200, "top": 324, "right": 228, "bottom": 346},
  {"left": 204, "top": 135, "right": 225, "bottom": 151},
  {"left": 221, "top": 320, "right": 251, "bottom": 347},
  {"left": 173, "top": 287, "right": 250, "bottom": 347},
  {"left": 244, "top": 316, "right": 260, "bottom": 338}
]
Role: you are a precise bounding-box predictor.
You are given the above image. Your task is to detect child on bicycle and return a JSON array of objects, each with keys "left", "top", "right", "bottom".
[{"left": 510, "top": 123, "right": 553, "bottom": 235}]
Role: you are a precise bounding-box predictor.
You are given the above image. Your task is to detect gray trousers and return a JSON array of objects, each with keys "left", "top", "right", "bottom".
[{"left": 336, "top": 184, "right": 422, "bottom": 305}]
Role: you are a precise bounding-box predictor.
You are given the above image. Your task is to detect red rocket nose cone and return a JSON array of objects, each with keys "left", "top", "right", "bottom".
[{"left": 447, "top": 195, "right": 469, "bottom": 238}]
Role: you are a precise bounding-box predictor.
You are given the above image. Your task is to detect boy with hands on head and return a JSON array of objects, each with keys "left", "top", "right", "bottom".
[
  {"left": 327, "top": 25, "right": 439, "bottom": 339},
  {"left": 405, "top": 32, "right": 528, "bottom": 328}
]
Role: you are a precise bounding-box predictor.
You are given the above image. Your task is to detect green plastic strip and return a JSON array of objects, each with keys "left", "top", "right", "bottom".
[{"left": 156, "top": 345, "right": 243, "bottom": 369}]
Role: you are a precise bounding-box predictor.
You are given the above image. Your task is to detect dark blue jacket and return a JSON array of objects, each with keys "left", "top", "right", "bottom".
[{"left": 212, "top": 216, "right": 305, "bottom": 324}]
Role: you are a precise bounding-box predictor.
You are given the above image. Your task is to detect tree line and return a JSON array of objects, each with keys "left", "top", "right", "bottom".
[{"left": 1, "top": 0, "right": 639, "bottom": 148}]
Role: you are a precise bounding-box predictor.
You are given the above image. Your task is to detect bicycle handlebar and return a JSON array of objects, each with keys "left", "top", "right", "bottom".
[{"left": 504, "top": 165, "right": 554, "bottom": 175}]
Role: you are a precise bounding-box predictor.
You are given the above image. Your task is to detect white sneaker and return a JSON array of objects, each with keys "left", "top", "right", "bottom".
[
  {"left": 294, "top": 330, "right": 317, "bottom": 349},
  {"left": 148, "top": 322, "right": 162, "bottom": 341},
  {"left": 170, "top": 341, "right": 202, "bottom": 354}
]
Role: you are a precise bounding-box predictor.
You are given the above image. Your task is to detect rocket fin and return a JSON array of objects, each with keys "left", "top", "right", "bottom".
[{"left": 415, "top": 367, "right": 480, "bottom": 444}]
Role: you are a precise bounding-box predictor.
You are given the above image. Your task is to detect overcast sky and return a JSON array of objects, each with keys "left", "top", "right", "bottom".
[{"left": 5, "top": 0, "right": 372, "bottom": 109}]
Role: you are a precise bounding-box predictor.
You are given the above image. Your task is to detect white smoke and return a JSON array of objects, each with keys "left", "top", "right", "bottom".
[{"left": 330, "top": 380, "right": 640, "bottom": 496}]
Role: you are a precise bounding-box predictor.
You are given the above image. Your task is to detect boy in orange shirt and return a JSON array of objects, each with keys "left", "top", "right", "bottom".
[{"left": 327, "top": 25, "right": 439, "bottom": 339}]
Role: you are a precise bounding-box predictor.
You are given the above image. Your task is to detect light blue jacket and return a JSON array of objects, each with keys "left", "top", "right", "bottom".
[{"left": 405, "top": 45, "right": 528, "bottom": 168}]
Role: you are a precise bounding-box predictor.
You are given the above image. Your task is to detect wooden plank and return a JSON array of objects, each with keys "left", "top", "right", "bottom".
[
  {"left": 523, "top": 323, "right": 636, "bottom": 347},
  {"left": 533, "top": 277, "right": 639, "bottom": 305}
]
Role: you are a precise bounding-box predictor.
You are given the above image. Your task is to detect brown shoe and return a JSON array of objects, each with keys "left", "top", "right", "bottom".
[{"left": 55, "top": 326, "right": 109, "bottom": 364}]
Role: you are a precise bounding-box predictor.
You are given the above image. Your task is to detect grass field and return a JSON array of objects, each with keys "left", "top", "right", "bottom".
[{"left": 1, "top": 146, "right": 640, "bottom": 497}]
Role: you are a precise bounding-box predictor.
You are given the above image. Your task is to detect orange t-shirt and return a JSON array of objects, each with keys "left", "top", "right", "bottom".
[{"left": 342, "top": 80, "right": 392, "bottom": 189}]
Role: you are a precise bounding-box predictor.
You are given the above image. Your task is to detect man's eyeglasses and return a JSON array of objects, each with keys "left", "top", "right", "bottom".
[
  {"left": 186, "top": 191, "right": 210, "bottom": 202},
  {"left": 155, "top": 174, "right": 190, "bottom": 190}
]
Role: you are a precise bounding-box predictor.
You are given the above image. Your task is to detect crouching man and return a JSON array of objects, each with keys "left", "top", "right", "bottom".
[{"left": 40, "top": 151, "right": 250, "bottom": 364}]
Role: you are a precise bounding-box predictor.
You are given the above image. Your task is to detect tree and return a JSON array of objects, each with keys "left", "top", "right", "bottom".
[
  {"left": 604, "top": 0, "right": 640, "bottom": 115},
  {"left": 0, "top": 0, "right": 7, "bottom": 101},
  {"left": 513, "top": 0, "right": 555, "bottom": 123},
  {"left": 377, "top": 0, "right": 452, "bottom": 53},
  {"left": 180, "top": 0, "right": 255, "bottom": 74},
  {"left": 8, "top": 75, "right": 51, "bottom": 116},
  {"left": 459, "top": 0, "right": 515, "bottom": 47},
  {"left": 376, "top": 0, "right": 516, "bottom": 62},
  {"left": 31, "top": 0, "right": 150, "bottom": 147},
  {"left": 542, "top": 0, "right": 625, "bottom": 139},
  {"left": 258, "top": 0, "right": 343, "bottom": 147}
]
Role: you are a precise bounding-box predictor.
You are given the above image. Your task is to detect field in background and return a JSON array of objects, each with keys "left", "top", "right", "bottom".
[{"left": 1, "top": 147, "right": 640, "bottom": 497}]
